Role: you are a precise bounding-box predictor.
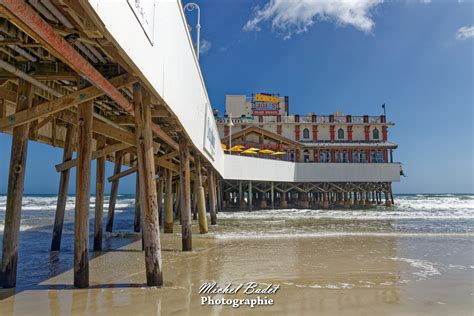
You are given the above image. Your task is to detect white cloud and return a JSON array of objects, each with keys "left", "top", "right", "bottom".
[
  {"left": 243, "top": 0, "right": 383, "bottom": 39},
  {"left": 200, "top": 39, "right": 212, "bottom": 54},
  {"left": 456, "top": 26, "right": 474, "bottom": 40},
  {"left": 421, "top": 0, "right": 431, "bottom": 3}
]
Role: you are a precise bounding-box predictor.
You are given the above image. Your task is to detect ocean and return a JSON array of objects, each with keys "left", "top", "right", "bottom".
[{"left": 0, "top": 194, "right": 473, "bottom": 315}]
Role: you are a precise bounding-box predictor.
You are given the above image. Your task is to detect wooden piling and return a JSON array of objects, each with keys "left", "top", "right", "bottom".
[
  {"left": 1, "top": 81, "right": 33, "bottom": 288},
  {"left": 74, "top": 100, "right": 93, "bottom": 288},
  {"left": 209, "top": 169, "right": 217, "bottom": 225},
  {"left": 179, "top": 134, "right": 192, "bottom": 251},
  {"left": 93, "top": 135, "right": 106, "bottom": 251},
  {"left": 192, "top": 179, "right": 198, "bottom": 220},
  {"left": 51, "top": 123, "right": 75, "bottom": 251},
  {"left": 157, "top": 168, "right": 164, "bottom": 227},
  {"left": 134, "top": 175, "right": 141, "bottom": 232},
  {"left": 280, "top": 190, "right": 288, "bottom": 208},
  {"left": 106, "top": 150, "right": 123, "bottom": 232},
  {"left": 194, "top": 155, "right": 208, "bottom": 234},
  {"left": 164, "top": 168, "right": 174, "bottom": 233},
  {"left": 322, "top": 192, "right": 329, "bottom": 209},
  {"left": 216, "top": 177, "right": 223, "bottom": 213},
  {"left": 270, "top": 182, "right": 275, "bottom": 209},
  {"left": 239, "top": 180, "right": 244, "bottom": 210},
  {"left": 133, "top": 85, "right": 163, "bottom": 286},
  {"left": 248, "top": 180, "right": 253, "bottom": 212}
]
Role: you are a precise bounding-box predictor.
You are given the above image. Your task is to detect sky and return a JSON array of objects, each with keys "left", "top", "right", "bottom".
[{"left": 0, "top": 0, "right": 473, "bottom": 194}]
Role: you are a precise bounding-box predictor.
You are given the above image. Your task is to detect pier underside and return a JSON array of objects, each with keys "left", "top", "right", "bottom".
[{"left": 222, "top": 180, "right": 394, "bottom": 211}]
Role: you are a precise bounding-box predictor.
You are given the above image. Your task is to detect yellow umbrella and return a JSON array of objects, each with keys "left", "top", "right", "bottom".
[
  {"left": 271, "top": 151, "right": 286, "bottom": 155},
  {"left": 245, "top": 147, "right": 260, "bottom": 152},
  {"left": 241, "top": 149, "right": 258, "bottom": 154},
  {"left": 230, "top": 146, "right": 243, "bottom": 152},
  {"left": 259, "top": 149, "right": 275, "bottom": 154},
  {"left": 221, "top": 144, "right": 227, "bottom": 150}
]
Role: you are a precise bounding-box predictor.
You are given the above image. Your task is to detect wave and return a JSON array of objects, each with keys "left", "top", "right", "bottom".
[
  {"left": 214, "top": 231, "right": 474, "bottom": 240},
  {"left": 0, "top": 195, "right": 136, "bottom": 212}
]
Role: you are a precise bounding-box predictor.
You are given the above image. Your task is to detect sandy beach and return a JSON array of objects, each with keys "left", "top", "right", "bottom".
[{"left": 1, "top": 198, "right": 473, "bottom": 316}]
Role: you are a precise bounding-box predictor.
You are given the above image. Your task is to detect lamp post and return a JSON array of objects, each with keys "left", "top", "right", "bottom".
[
  {"left": 184, "top": 2, "right": 201, "bottom": 60},
  {"left": 227, "top": 114, "right": 234, "bottom": 155}
]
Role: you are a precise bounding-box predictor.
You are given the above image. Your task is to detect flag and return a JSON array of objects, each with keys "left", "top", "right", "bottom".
[{"left": 382, "top": 103, "right": 385, "bottom": 109}]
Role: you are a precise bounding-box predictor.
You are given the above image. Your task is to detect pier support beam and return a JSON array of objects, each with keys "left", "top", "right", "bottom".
[
  {"left": 384, "top": 191, "right": 392, "bottom": 207},
  {"left": 216, "top": 177, "right": 223, "bottom": 213},
  {"left": 248, "top": 181, "right": 253, "bottom": 212},
  {"left": 343, "top": 192, "right": 351, "bottom": 209},
  {"left": 93, "top": 135, "right": 106, "bottom": 251},
  {"left": 74, "top": 100, "right": 93, "bottom": 288},
  {"left": 134, "top": 85, "right": 163, "bottom": 286},
  {"left": 179, "top": 134, "right": 192, "bottom": 250},
  {"left": 134, "top": 176, "right": 141, "bottom": 232},
  {"left": 1, "top": 82, "right": 33, "bottom": 288},
  {"left": 164, "top": 168, "right": 173, "bottom": 233},
  {"left": 106, "top": 150, "right": 123, "bottom": 233},
  {"left": 209, "top": 169, "right": 217, "bottom": 225},
  {"left": 51, "top": 123, "right": 75, "bottom": 251},
  {"left": 271, "top": 182, "right": 274, "bottom": 209},
  {"left": 239, "top": 181, "right": 244, "bottom": 210},
  {"left": 302, "top": 193, "right": 309, "bottom": 209},
  {"left": 157, "top": 168, "right": 164, "bottom": 227},
  {"left": 194, "top": 155, "right": 208, "bottom": 234},
  {"left": 322, "top": 192, "right": 329, "bottom": 209},
  {"left": 280, "top": 191, "right": 288, "bottom": 208}
]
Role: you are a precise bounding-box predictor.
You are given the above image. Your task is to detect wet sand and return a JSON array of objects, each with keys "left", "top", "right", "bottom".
[{"left": 1, "top": 223, "right": 473, "bottom": 316}]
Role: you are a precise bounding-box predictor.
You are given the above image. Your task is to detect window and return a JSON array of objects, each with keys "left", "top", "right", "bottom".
[
  {"left": 303, "top": 128, "right": 310, "bottom": 139},
  {"left": 373, "top": 128, "right": 379, "bottom": 140},
  {"left": 303, "top": 150, "right": 310, "bottom": 162},
  {"left": 370, "top": 150, "right": 376, "bottom": 162},
  {"left": 377, "top": 150, "right": 383, "bottom": 162},
  {"left": 342, "top": 150, "right": 348, "bottom": 163},
  {"left": 320, "top": 151, "right": 328, "bottom": 162},
  {"left": 353, "top": 150, "right": 359, "bottom": 163},
  {"left": 337, "top": 128, "right": 344, "bottom": 139},
  {"left": 360, "top": 151, "right": 366, "bottom": 162}
]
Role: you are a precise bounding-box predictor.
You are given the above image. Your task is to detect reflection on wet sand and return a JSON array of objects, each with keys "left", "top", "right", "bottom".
[{"left": 1, "top": 222, "right": 472, "bottom": 315}]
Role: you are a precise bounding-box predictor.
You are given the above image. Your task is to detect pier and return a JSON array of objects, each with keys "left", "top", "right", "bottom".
[{"left": 0, "top": 0, "right": 401, "bottom": 289}]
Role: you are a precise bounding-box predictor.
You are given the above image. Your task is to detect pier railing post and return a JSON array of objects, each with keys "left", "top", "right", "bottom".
[
  {"left": 74, "top": 99, "right": 93, "bottom": 288},
  {"left": 106, "top": 150, "right": 123, "bottom": 232},
  {"left": 51, "top": 123, "right": 75, "bottom": 251},
  {"left": 179, "top": 134, "right": 192, "bottom": 250},
  {"left": 133, "top": 84, "right": 163, "bottom": 286},
  {"left": 93, "top": 135, "right": 106, "bottom": 251},
  {"left": 1, "top": 81, "right": 33, "bottom": 288}
]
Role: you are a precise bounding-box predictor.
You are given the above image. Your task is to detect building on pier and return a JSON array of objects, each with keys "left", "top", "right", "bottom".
[
  {"left": 216, "top": 93, "right": 397, "bottom": 164},
  {"left": 215, "top": 94, "right": 403, "bottom": 211}
]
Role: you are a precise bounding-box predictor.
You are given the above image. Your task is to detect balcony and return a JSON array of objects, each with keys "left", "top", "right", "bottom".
[{"left": 216, "top": 115, "right": 392, "bottom": 125}]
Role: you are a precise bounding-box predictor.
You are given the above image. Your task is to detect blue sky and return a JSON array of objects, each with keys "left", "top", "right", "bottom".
[{"left": 0, "top": 0, "right": 473, "bottom": 194}]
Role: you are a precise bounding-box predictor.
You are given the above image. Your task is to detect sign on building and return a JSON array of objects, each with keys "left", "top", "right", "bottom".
[
  {"left": 128, "top": 0, "right": 156, "bottom": 45},
  {"left": 252, "top": 94, "right": 280, "bottom": 116},
  {"left": 255, "top": 94, "right": 280, "bottom": 103}
]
